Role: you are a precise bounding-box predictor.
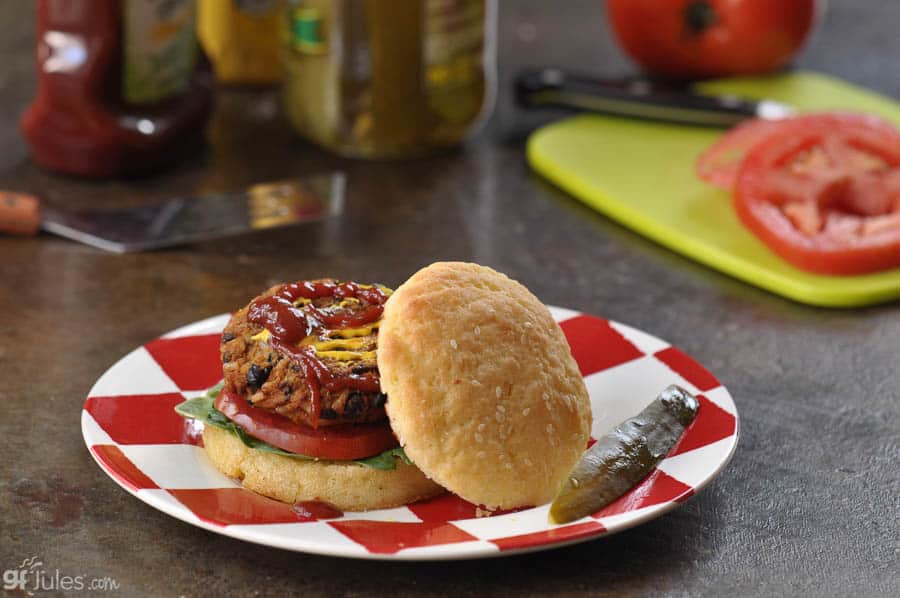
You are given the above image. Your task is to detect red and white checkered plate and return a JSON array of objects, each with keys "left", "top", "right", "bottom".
[{"left": 82, "top": 307, "right": 738, "bottom": 560}]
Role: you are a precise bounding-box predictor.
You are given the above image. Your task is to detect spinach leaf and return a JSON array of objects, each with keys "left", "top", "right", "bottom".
[{"left": 356, "top": 447, "right": 412, "bottom": 470}]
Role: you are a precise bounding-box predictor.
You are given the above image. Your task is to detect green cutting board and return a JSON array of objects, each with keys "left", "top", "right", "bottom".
[{"left": 527, "top": 71, "right": 900, "bottom": 308}]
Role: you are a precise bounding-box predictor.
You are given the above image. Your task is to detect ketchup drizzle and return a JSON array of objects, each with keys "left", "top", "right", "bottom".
[{"left": 247, "top": 281, "right": 388, "bottom": 428}]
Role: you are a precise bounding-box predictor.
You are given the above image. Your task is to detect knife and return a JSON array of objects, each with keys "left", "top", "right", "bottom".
[
  {"left": 0, "top": 172, "right": 345, "bottom": 253},
  {"left": 515, "top": 68, "right": 795, "bottom": 127}
]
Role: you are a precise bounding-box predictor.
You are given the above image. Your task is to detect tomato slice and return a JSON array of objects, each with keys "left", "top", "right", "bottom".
[
  {"left": 215, "top": 390, "right": 398, "bottom": 460},
  {"left": 697, "top": 118, "right": 784, "bottom": 189},
  {"left": 734, "top": 113, "right": 900, "bottom": 275}
]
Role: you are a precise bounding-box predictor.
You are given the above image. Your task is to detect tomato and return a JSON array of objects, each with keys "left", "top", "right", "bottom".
[
  {"left": 697, "top": 113, "right": 898, "bottom": 190},
  {"left": 215, "top": 390, "right": 398, "bottom": 460},
  {"left": 607, "top": 0, "right": 817, "bottom": 80},
  {"left": 734, "top": 113, "right": 900, "bottom": 275},
  {"left": 696, "top": 118, "right": 784, "bottom": 189}
]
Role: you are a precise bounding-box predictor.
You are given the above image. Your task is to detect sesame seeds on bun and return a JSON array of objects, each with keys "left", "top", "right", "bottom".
[{"left": 378, "top": 262, "right": 592, "bottom": 510}]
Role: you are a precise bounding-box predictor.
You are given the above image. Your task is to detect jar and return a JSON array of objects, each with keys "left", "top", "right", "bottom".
[
  {"left": 281, "top": 0, "right": 496, "bottom": 159},
  {"left": 198, "top": 0, "right": 286, "bottom": 85}
]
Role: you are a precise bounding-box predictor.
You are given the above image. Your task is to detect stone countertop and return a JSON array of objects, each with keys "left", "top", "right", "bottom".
[{"left": 1, "top": 2, "right": 897, "bottom": 596}]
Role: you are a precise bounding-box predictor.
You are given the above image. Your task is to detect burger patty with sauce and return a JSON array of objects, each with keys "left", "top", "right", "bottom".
[{"left": 220, "top": 280, "right": 390, "bottom": 428}]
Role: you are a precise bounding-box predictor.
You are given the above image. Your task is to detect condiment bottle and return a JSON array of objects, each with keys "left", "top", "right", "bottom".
[
  {"left": 198, "top": 0, "right": 285, "bottom": 85},
  {"left": 20, "top": 0, "right": 213, "bottom": 178},
  {"left": 281, "top": 0, "right": 496, "bottom": 159}
]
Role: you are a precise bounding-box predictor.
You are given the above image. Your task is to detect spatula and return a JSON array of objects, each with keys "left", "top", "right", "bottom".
[{"left": 0, "top": 172, "right": 344, "bottom": 253}]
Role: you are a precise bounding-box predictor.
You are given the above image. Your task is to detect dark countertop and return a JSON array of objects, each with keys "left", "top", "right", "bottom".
[{"left": 2, "top": 2, "right": 898, "bottom": 596}]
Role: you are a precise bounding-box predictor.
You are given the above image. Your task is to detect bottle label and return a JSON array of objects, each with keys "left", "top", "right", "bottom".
[
  {"left": 287, "top": 6, "right": 326, "bottom": 55},
  {"left": 123, "top": 0, "right": 198, "bottom": 105}
]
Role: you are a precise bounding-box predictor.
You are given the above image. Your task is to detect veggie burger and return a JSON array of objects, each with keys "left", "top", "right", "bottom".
[{"left": 177, "top": 262, "right": 592, "bottom": 511}]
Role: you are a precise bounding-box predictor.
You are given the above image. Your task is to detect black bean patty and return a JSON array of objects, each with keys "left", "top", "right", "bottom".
[{"left": 220, "top": 283, "right": 387, "bottom": 428}]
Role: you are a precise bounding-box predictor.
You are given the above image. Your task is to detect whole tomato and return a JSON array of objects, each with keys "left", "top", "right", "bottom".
[{"left": 606, "top": 0, "right": 818, "bottom": 80}]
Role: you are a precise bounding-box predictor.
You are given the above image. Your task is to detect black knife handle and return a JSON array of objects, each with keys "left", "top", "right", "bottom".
[{"left": 515, "top": 68, "right": 762, "bottom": 127}]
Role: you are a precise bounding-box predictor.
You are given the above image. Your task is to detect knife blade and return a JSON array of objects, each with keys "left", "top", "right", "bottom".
[
  {"left": 0, "top": 172, "right": 345, "bottom": 253},
  {"left": 515, "top": 68, "right": 795, "bottom": 127}
]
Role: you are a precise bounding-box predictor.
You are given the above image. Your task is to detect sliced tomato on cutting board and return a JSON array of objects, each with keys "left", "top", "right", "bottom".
[
  {"left": 733, "top": 113, "right": 900, "bottom": 275},
  {"left": 696, "top": 118, "right": 784, "bottom": 189}
]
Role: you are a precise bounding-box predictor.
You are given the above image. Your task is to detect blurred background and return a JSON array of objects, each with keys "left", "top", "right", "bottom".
[{"left": 2, "top": 0, "right": 899, "bottom": 182}]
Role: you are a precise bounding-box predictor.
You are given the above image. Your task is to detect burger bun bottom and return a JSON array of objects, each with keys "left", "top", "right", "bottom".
[{"left": 202, "top": 425, "right": 444, "bottom": 512}]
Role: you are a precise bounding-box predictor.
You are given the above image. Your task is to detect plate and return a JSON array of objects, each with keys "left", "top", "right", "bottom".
[{"left": 81, "top": 307, "right": 739, "bottom": 560}]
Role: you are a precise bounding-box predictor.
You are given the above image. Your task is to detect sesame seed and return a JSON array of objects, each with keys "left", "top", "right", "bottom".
[
  {"left": 449, "top": 339, "right": 458, "bottom": 349},
  {"left": 522, "top": 407, "right": 530, "bottom": 416},
  {"left": 471, "top": 379, "right": 481, "bottom": 385},
  {"left": 524, "top": 457, "right": 532, "bottom": 466},
  {"left": 474, "top": 326, "right": 481, "bottom": 335},
  {"left": 478, "top": 423, "right": 486, "bottom": 432},
  {"left": 495, "top": 411, "right": 505, "bottom": 422},
  {"left": 498, "top": 453, "right": 506, "bottom": 460},
  {"left": 504, "top": 462, "right": 513, "bottom": 470},
  {"left": 495, "top": 386, "right": 502, "bottom": 398},
  {"left": 497, "top": 404, "right": 505, "bottom": 413}
]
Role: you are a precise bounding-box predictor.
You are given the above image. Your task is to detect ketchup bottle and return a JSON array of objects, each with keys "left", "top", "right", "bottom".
[{"left": 20, "top": 0, "right": 214, "bottom": 178}]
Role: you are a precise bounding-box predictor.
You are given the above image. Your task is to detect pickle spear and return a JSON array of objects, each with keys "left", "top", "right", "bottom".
[{"left": 549, "top": 385, "right": 699, "bottom": 524}]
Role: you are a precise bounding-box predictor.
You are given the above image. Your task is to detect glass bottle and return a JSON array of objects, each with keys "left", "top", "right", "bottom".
[
  {"left": 198, "top": 0, "right": 286, "bottom": 85},
  {"left": 20, "top": 0, "right": 213, "bottom": 178}
]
